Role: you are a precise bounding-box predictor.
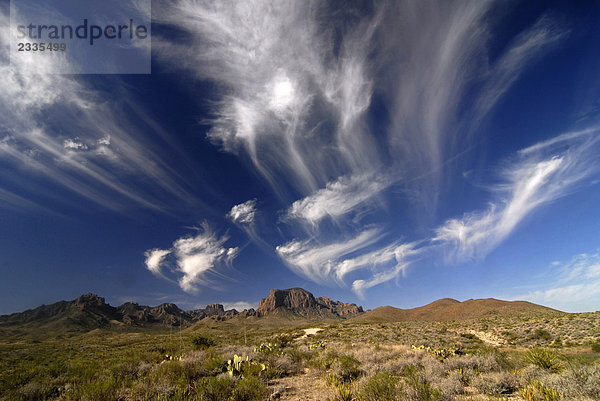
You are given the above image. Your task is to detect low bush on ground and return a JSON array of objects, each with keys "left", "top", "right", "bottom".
[
  {"left": 358, "top": 371, "right": 401, "bottom": 401},
  {"left": 331, "top": 354, "right": 362, "bottom": 384},
  {"left": 190, "top": 334, "right": 216, "bottom": 350},
  {"left": 520, "top": 380, "right": 561, "bottom": 401},
  {"left": 526, "top": 348, "right": 563, "bottom": 372},
  {"left": 402, "top": 365, "right": 444, "bottom": 401}
]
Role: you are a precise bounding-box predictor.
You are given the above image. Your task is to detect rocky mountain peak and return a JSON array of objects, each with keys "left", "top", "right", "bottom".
[
  {"left": 257, "top": 288, "right": 363, "bottom": 318},
  {"left": 74, "top": 293, "right": 107, "bottom": 309},
  {"left": 204, "top": 304, "right": 225, "bottom": 315},
  {"left": 257, "top": 288, "right": 319, "bottom": 315}
]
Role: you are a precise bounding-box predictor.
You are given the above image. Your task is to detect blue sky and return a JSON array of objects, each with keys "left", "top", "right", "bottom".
[{"left": 1, "top": 0, "right": 600, "bottom": 315}]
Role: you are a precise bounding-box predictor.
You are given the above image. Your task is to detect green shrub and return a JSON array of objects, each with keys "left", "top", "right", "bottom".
[
  {"left": 152, "top": 360, "right": 186, "bottom": 386},
  {"left": 460, "top": 333, "right": 478, "bottom": 341},
  {"left": 485, "top": 348, "right": 514, "bottom": 371},
  {"left": 190, "top": 334, "right": 216, "bottom": 350},
  {"left": 193, "top": 376, "right": 235, "bottom": 401},
  {"left": 286, "top": 347, "right": 310, "bottom": 367},
  {"left": 335, "top": 384, "right": 355, "bottom": 401},
  {"left": 17, "top": 382, "right": 55, "bottom": 401},
  {"left": 358, "top": 371, "right": 400, "bottom": 401},
  {"left": 332, "top": 355, "right": 362, "bottom": 383},
  {"left": 520, "top": 381, "right": 561, "bottom": 401},
  {"left": 591, "top": 341, "right": 600, "bottom": 353},
  {"left": 231, "top": 376, "right": 269, "bottom": 401},
  {"left": 455, "top": 368, "right": 470, "bottom": 386},
  {"left": 72, "top": 376, "right": 120, "bottom": 401},
  {"left": 203, "top": 352, "right": 227, "bottom": 375},
  {"left": 470, "top": 371, "right": 519, "bottom": 396},
  {"left": 526, "top": 348, "right": 563, "bottom": 372},
  {"left": 403, "top": 365, "right": 443, "bottom": 401},
  {"left": 528, "top": 328, "right": 553, "bottom": 342}
]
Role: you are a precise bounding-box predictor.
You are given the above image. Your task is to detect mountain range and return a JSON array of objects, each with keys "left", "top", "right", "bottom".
[{"left": 0, "top": 288, "right": 562, "bottom": 333}]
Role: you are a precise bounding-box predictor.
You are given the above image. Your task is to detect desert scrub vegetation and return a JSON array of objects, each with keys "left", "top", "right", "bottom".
[
  {"left": 1, "top": 313, "right": 600, "bottom": 400},
  {"left": 525, "top": 348, "right": 564, "bottom": 372},
  {"left": 316, "top": 331, "right": 600, "bottom": 401}
]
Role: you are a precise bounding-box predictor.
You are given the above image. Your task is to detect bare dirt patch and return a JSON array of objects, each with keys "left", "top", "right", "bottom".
[{"left": 298, "top": 328, "right": 323, "bottom": 340}]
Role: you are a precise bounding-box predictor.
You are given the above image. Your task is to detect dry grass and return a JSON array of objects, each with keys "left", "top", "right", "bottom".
[{"left": 0, "top": 312, "right": 599, "bottom": 400}]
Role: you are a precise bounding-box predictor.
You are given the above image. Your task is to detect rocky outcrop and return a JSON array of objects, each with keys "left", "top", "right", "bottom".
[
  {"left": 238, "top": 308, "right": 257, "bottom": 318},
  {"left": 204, "top": 304, "right": 225, "bottom": 315},
  {"left": 117, "top": 302, "right": 153, "bottom": 325},
  {"left": 257, "top": 288, "right": 363, "bottom": 319},
  {"left": 317, "top": 296, "right": 364, "bottom": 316},
  {"left": 258, "top": 288, "right": 320, "bottom": 315},
  {"left": 188, "top": 304, "right": 240, "bottom": 321}
]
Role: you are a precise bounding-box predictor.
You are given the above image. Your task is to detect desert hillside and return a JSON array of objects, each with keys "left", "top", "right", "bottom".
[{"left": 353, "top": 297, "right": 563, "bottom": 322}]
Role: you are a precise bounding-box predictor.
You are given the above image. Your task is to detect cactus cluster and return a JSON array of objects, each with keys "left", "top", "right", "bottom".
[
  {"left": 254, "top": 342, "right": 281, "bottom": 355},
  {"left": 308, "top": 340, "right": 327, "bottom": 350},
  {"left": 226, "top": 354, "right": 266, "bottom": 377},
  {"left": 411, "top": 344, "right": 463, "bottom": 361},
  {"left": 227, "top": 354, "right": 246, "bottom": 376},
  {"left": 163, "top": 353, "right": 183, "bottom": 362}
]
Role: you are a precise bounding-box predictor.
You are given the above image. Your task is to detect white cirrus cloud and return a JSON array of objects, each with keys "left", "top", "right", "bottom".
[
  {"left": 276, "top": 228, "right": 384, "bottom": 285},
  {"left": 0, "top": 6, "right": 201, "bottom": 214},
  {"left": 378, "top": 1, "right": 565, "bottom": 216},
  {"left": 278, "top": 127, "right": 599, "bottom": 297},
  {"left": 227, "top": 199, "right": 257, "bottom": 225},
  {"left": 152, "top": 0, "right": 571, "bottom": 226},
  {"left": 63, "top": 138, "right": 89, "bottom": 151},
  {"left": 153, "top": 0, "right": 382, "bottom": 197},
  {"left": 351, "top": 242, "right": 422, "bottom": 298},
  {"left": 146, "top": 2, "right": 580, "bottom": 298},
  {"left": 286, "top": 174, "right": 390, "bottom": 225},
  {"left": 144, "top": 249, "right": 172, "bottom": 278},
  {"left": 152, "top": 0, "right": 569, "bottom": 226},
  {"left": 144, "top": 222, "right": 239, "bottom": 294},
  {"left": 472, "top": 16, "right": 567, "bottom": 127},
  {"left": 276, "top": 227, "right": 422, "bottom": 298},
  {"left": 434, "top": 128, "right": 600, "bottom": 264}
]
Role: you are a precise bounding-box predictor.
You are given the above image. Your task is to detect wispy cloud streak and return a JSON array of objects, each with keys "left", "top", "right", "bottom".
[
  {"left": 351, "top": 242, "right": 422, "bottom": 298},
  {"left": 473, "top": 16, "right": 567, "bottom": 125},
  {"left": 434, "top": 129, "right": 600, "bottom": 263},
  {"left": 285, "top": 174, "right": 390, "bottom": 225},
  {"left": 276, "top": 228, "right": 384, "bottom": 284},
  {"left": 0, "top": 7, "right": 199, "bottom": 213}
]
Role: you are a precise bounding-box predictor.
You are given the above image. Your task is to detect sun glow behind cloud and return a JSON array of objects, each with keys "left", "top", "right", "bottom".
[{"left": 268, "top": 74, "right": 295, "bottom": 112}]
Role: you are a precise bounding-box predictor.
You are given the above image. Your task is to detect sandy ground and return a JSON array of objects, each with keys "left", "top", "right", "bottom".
[
  {"left": 298, "top": 328, "right": 323, "bottom": 339},
  {"left": 467, "top": 329, "right": 507, "bottom": 347}
]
